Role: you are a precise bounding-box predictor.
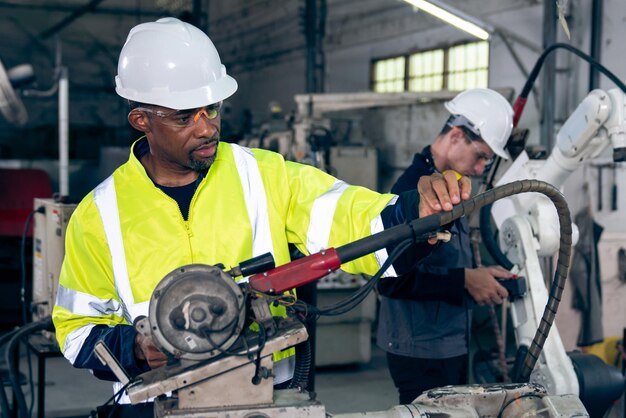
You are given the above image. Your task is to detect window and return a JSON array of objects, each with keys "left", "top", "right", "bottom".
[
  {"left": 408, "top": 49, "right": 444, "bottom": 92},
  {"left": 372, "top": 56, "right": 405, "bottom": 92},
  {"left": 447, "top": 41, "right": 489, "bottom": 90},
  {"left": 372, "top": 41, "right": 489, "bottom": 92}
]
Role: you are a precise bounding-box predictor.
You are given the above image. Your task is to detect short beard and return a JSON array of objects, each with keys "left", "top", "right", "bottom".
[
  {"left": 188, "top": 138, "right": 219, "bottom": 172},
  {"left": 189, "top": 155, "right": 216, "bottom": 172}
]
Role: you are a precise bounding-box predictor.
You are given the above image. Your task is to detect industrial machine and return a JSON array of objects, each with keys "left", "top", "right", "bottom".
[
  {"left": 31, "top": 199, "right": 76, "bottom": 322},
  {"left": 92, "top": 175, "right": 594, "bottom": 417},
  {"left": 487, "top": 88, "right": 626, "bottom": 415}
]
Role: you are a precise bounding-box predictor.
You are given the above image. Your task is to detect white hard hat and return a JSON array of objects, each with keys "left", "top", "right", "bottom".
[
  {"left": 444, "top": 88, "right": 513, "bottom": 159},
  {"left": 115, "top": 17, "right": 237, "bottom": 110}
]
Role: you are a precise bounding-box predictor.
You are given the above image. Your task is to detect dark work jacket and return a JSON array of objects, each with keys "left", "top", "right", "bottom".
[{"left": 376, "top": 146, "right": 473, "bottom": 358}]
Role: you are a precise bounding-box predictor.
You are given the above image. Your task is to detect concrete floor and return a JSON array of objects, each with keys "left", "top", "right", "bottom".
[{"left": 6, "top": 340, "right": 399, "bottom": 418}]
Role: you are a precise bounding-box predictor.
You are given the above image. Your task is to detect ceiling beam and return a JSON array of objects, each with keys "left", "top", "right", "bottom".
[
  {"left": 0, "top": 0, "right": 162, "bottom": 16},
  {"left": 40, "top": 0, "right": 109, "bottom": 39}
]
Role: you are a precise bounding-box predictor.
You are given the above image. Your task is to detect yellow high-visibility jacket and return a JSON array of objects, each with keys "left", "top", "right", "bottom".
[{"left": 52, "top": 140, "right": 398, "bottom": 386}]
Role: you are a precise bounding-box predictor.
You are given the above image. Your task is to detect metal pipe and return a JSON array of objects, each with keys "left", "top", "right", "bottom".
[
  {"left": 589, "top": 0, "right": 603, "bottom": 90},
  {"left": 39, "top": 0, "right": 106, "bottom": 39},
  {"left": 541, "top": 0, "right": 557, "bottom": 150},
  {"left": 317, "top": 0, "right": 326, "bottom": 92},
  {"left": 305, "top": 0, "right": 317, "bottom": 93},
  {"left": 58, "top": 66, "right": 69, "bottom": 199}
]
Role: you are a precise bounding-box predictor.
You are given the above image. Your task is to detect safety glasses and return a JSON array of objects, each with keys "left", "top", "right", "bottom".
[
  {"left": 446, "top": 114, "right": 494, "bottom": 165},
  {"left": 467, "top": 139, "right": 494, "bottom": 165},
  {"left": 135, "top": 101, "right": 222, "bottom": 128}
]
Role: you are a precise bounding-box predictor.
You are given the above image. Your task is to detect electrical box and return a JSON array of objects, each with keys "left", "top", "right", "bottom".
[
  {"left": 32, "top": 198, "right": 76, "bottom": 322},
  {"left": 330, "top": 146, "right": 378, "bottom": 192}
]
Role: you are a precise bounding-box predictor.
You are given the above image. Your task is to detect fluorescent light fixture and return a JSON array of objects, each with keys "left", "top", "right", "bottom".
[{"left": 403, "top": 0, "right": 491, "bottom": 40}]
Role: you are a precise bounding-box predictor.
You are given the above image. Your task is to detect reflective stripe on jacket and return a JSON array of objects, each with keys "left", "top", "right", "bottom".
[{"left": 53, "top": 141, "right": 396, "bottom": 370}]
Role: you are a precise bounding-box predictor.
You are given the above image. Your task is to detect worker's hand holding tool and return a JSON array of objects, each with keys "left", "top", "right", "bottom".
[
  {"left": 417, "top": 170, "right": 470, "bottom": 217},
  {"left": 417, "top": 170, "right": 471, "bottom": 244},
  {"left": 464, "top": 266, "right": 512, "bottom": 306},
  {"left": 135, "top": 332, "right": 168, "bottom": 369}
]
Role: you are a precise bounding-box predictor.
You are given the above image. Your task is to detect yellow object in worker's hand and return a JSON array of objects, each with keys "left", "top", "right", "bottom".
[{"left": 442, "top": 170, "right": 462, "bottom": 181}]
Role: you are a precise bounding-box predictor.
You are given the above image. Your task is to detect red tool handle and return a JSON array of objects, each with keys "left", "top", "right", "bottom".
[{"left": 249, "top": 248, "right": 341, "bottom": 293}]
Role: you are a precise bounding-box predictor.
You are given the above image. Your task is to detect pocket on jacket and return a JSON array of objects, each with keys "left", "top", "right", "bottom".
[{"left": 408, "top": 300, "right": 465, "bottom": 340}]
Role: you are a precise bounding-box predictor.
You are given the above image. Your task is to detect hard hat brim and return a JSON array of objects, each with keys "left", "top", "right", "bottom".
[{"left": 116, "top": 75, "right": 238, "bottom": 110}]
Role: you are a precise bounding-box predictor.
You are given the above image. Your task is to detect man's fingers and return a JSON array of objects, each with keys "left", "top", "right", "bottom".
[
  {"left": 442, "top": 170, "right": 461, "bottom": 205},
  {"left": 418, "top": 175, "right": 442, "bottom": 214},
  {"left": 496, "top": 283, "right": 509, "bottom": 298},
  {"left": 427, "top": 173, "right": 453, "bottom": 211},
  {"left": 442, "top": 170, "right": 471, "bottom": 202},
  {"left": 417, "top": 171, "right": 471, "bottom": 221},
  {"left": 489, "top": 268, "right": 514, "bottom": 278},
  {"left": 458, "top": 175, "right": 471, "bottom": 200}
]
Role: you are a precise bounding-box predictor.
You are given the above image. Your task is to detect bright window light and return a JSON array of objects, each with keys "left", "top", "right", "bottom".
[
  {"left": 372, "top": 57, "right": 406, "bottom": 92},
  {"left": 403, "top": 0, "right": 490, "bottom": 40}
]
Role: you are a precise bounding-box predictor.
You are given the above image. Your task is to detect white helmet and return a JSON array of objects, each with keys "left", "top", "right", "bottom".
[
  {"left": 444, "top": 88, "right": 513, "bottom": 159},
  {"left": 115, "top": 17, "right": 237, "bottom": 110}
]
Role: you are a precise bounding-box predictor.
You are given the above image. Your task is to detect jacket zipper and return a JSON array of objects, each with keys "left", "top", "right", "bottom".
[{"left": 154, "top": 187, "right": 195, "bottom": 259}]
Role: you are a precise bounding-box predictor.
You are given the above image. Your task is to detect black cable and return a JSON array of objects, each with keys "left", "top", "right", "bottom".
[
  {"left": 90, "top": 380, "right": 132, "bottom": 418},
  {"left": 20, "top": 208, "right": 39, "bottom": 326},
  {"left": 5, "top": 317, "right": 54, "bottom": 418},
  {"left": 282, "top": 237, "right": 416, "bottom": 328},
  {"left": 479, "top": 203, "right": 514, "bottom": 271},
  {"left": 249, "top": 325, "right": 268, "bottom": 385},
  {"left": 513, "top": 43, "right": 626, "bottom": 127},
  {"left": 287, "top": 338, "right": 311, "bottom": 390},
  {"left": 315, "top": 239, "right": 414, "bottom": 317},
  {"left": 20, "top": 207, "right": 43, "bottom": 417},
  {"left": 519, "top": 43, "right": 626, "bottom": 101},
  {"left": 0, "top": 328, "right": 21, "bottom": 418}
]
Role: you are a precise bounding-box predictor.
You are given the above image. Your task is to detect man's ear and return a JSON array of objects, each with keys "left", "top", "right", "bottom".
[
  {"left": 128, "top": 110, "right": 151, "bottom": 133},
  {"left": 449, "top": 127, "right": 465, "bottom": 144}
]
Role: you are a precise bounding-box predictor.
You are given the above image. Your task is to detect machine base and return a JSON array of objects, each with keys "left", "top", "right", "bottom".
[{"left": 154, "top": 389, "right": 326, "bottom": 418}]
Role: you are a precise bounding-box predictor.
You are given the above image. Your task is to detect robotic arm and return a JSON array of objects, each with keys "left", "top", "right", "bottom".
[
  {"left": 493, "top": 88, "right": 626, "bottom": 254},
  {"left": 540, "top": 88, "right": 626, "bottom": 188},
  {"left": 490, "top": 88, "right": 625, "bottom": 404}
]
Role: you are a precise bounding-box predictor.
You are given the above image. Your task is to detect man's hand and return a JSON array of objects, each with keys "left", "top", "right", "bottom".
[
  {"left": 417, "top": 171, "right": 471, "bottom": 244},
  {"left": 134, "top": 333, "right": 167, "bottom": 369},
  {"left": 464, "top": 266, "right": 512, "bottom": 306},
  {"left": 417, "top": 171, "right": 471, "bottom": 218}
]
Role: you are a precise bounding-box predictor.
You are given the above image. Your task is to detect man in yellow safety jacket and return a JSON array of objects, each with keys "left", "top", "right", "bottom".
[{"left": 51, "top": 17, "right": 469, "bottom": 396}]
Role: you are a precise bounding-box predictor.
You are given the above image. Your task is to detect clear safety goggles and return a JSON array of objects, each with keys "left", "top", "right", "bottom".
[
  {"left": 468, "top": 140, "right": 494, "bottom": 165},
  {"left": 446, "top": 115, "right": 494, "bottom": 165},
  {"left": 135, "top": 101, "right": 222, "bottom": 128}
]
